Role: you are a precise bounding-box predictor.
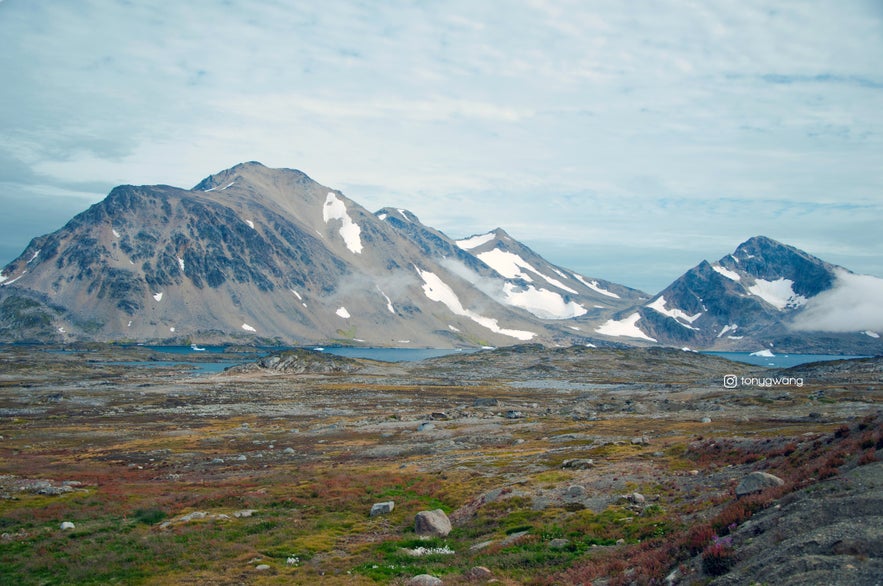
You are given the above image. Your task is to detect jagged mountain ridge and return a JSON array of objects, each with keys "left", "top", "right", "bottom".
[
  {"left": 595, "top": 236, "right": 883, "bottom": 353},
  {"left": 0, "top": 162, "right": 639, "bottom": 346},
  {"left": 1, "top": 163, "right": 880, "bottom": 352}
]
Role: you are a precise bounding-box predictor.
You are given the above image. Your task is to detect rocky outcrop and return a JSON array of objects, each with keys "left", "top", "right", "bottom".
[{"left": 735, "top": 471, "right": 785, "bottom": 497}]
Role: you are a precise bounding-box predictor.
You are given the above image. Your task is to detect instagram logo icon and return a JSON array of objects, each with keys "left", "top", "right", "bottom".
[{"left": 723, "top": 374, "right": 738, "bottom": 389}]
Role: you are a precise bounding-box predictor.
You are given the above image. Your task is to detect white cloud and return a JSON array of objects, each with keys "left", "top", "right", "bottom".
[{"left": 791, "top": 270, "right": 883, "bottom": 332}]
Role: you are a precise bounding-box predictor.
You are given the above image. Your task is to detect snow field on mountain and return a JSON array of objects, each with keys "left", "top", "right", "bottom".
[
  {"left": 748, "top": 278, "right": 806, "bottom": 310},
  {"left": 595, "top": 312, "right": 657, "bottom": 342},
  {"left": 502, "top": 282, "right": 587, "bottom": 319},
  {"left": 323, "top": 192, "right": 363, "bottom": 254},
  {"left": 646, "top": 296, "right": 702, "bottom": 328},
  {"left": 712, "top": 264, "right": 740, "bottom": 281},
  {"left": 415, "top": 267, "right": 535, "bottom": 341}
]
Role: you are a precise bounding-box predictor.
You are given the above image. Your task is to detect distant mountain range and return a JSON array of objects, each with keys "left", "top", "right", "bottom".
[{"left": 1, "top": 162, "right": 881, "bottom": 354}]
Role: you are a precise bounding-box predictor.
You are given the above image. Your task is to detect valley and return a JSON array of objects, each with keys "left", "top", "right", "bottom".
[{"left": 1, "top": 344, "right": 880, "bottom": 584}]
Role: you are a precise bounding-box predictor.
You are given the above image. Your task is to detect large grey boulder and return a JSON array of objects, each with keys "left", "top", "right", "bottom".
[
  {"left": 415, "top": 509, "right": 452, "bottom": 537},
  {"left": 736, "top": 471, "right": 785, "bottom": 496}
]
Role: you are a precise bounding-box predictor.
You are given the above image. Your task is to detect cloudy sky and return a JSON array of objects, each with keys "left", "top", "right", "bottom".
[{"left": 2, "top": 0, "right": 881, "bottom": 292}]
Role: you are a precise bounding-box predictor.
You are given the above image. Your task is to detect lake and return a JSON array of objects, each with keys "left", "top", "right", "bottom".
[{"left": 703, "top": 351, "right": 869, "bottom": 368}]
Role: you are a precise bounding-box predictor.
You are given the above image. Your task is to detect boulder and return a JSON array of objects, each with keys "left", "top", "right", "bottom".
[
  {"left": 565, "top": 485, "right": 585, "bottom": 498},
  {"left": 549, "top": 538, "right": 571, "bottom": 549},
  {"left": 418, "top": 422, "right": 436, "bottom": 432},
  {"left": 473, "top": 398, "right": 499, "bottom": 407},
  {"left": 407, "top": 575, "right": 443, "bottom": 586},
  {"left": 59, "top": 521, "right": 75, "bottom": 530},
  {"left": 465, "top": 566, "right": 493, "bottom": 580},
  {"left": 736, "top": 471, "right": 784, "bottom": 496},
  {"left": 562, "top": 458, "right": 594, "bottom": 469},
  {"left": 370, "top": 501, "right": 395, "bottom": 517},
  {"left": 415, "top": 509, "right": 452, "bottom": 537}
]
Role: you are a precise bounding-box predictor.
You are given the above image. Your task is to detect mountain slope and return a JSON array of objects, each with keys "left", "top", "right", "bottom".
[
  {"left": 591, "top": 236, "right": 883, "bottom": 353},
  {"left": 0, "top": 163, "right": 601, "bottom": 346}
]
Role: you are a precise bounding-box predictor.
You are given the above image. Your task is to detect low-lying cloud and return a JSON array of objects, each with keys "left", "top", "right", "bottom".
[{"left": 791, "top": 269, "right": 883, "bottom": 333}]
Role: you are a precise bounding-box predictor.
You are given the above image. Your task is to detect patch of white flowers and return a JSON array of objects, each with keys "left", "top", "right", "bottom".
[{"left": 401, "top": 545, "right": 455, "bottom": 556}]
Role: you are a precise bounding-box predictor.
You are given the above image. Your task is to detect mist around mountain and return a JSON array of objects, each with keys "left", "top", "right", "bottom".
[{"left": 1, "top": 162, "right": 881, "bottom": 354}]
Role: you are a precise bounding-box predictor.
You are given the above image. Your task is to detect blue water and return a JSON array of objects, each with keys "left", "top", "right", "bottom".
[
  {"left": 314, "top": 347, "right": 476, "bottom": 362},
  {"left": 103, "top": 360, "right": 243, "bottom": 375},
  {"left": 704, "top": 351, "right": 868, "bottom": 368}
]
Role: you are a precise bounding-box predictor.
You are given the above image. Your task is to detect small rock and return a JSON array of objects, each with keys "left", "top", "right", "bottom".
[
  {"left": 549, "top": 538, "right": 570, "bottom": 549},
  {"left": 616, "top": 538, "right": 625, "bottom": 545},
  {"left": 735, "top": 471, "right": 784, "bottom": 496},
  {"left": 254, "top": 564, "right": 270, "bottom": 571},
  {"left": 417, "top": 422, "right": 436, "bottom": 432},
  {"left": 235, "top": 455, "right": 247, "bottom": 461},
  {"left": 233, "top": 509, "right": 256, "bottom": 518},
  {"left": 505, "top": 410, "right": 524, "bottom": 419},
  {"left": 470, "top": 540, "right": 494, "bottom": 551},
  {"left": 631, "top": 436, "right": 650, "bottom": 445},
  {"left": 407, "top": 575, "right": 443, "bottom": 586},
  {"left": 430, "top": 412, "right": 450, "bottom": 420},
  {"left": 701, "top": 417, "right": 712, "bottom": 423},
  {"left": 59, "top": 521, "right": 75, "bottom": 530},
  {"left": 628, "top": 492, "right": 645, "bottom": 504},
  {"left": 565, "top": 485, "right": 585, "bottom": 498},
  {"left": 465, "top": 566, "right": 493, "bottom": 581},
  {"left": 562, "top": 458, "right": 594, "bottom": 469},
  {"left": 689, "top": 469, "right": 699, "bottom": 476},
  {"left": 415, "top": 509, "right": 452, "bottom": 537},
  {"left": 473, "top": 398, "right": 499, "bottom": 407},
  {"left": 283, "top": 447, "right": 295, "bottom": 454},
  {"left": 370, "top": 501, "right": 395, "bottom": 517}
]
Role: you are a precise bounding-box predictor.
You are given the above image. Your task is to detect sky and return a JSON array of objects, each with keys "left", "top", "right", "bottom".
[{"left": 1, "top": 0, "right": 881, "bottom": 293}]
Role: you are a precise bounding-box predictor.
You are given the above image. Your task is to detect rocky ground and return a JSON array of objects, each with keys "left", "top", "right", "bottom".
[{"left": 0, "top": 343, "right": 880, "bottom": 585}]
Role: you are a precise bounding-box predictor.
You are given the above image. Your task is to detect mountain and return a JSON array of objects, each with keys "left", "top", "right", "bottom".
[
  {"left": 591, "top": 236, "right": 883, "bottom": 353},
  {"left": 0, "top": 162, "right": 639, "bottom": 347},
  {"left": 1, "top": 163, "right": 880, "bottom": 353}
]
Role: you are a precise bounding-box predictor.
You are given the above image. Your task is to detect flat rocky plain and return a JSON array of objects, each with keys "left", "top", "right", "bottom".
[{"left": 0, "top": 344, "right": 880, "bottom": 585}]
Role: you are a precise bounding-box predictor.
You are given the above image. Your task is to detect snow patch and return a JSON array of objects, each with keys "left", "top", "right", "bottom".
[
  {"left": 448, "top": 325, "right": 460, "bottom": 332},
  {"left": 1, "top": 270, "right": 26, "bottom": 286},
  {"left": 415, "top": 267, "right": 535, "bottom": 340},
  {"left": 717, "top": 324, "right": 739, "bottom": 338},
  {"left": 0, "top": 271, "right": 7, "bottom": 284},
  {"left": 595, "top": 312, "right": 657, "bottom": 342},
  {"left": 574, "top": 274, "right": 620, "bottom": 298},
  {"left": 323, "top": 192, "right": 363, "bottom": 254},
  {"left": 220, "top": 181, "right": 236, "bottom": 190},
  {"left": 290, "top": 289, "right": 302, "bottom": 300},
  {"left": 245, "top": 219, "right": 255, "bottom": 229},
  {"left": 646, "top": 296, "right": 702, "bottom": 327},
  {"left": 501, "top": 282, "right": 587, "bottom": 319},
  {"left": 377, "top": 213, "right": 388, "bottom": 221},
  {"left": 712, "top": 264, "right": 740, "bottom": 281},
  {"left": 478, "top": 249, "right": 578, "bottom": 293},
  {"left": 127, "top": 320, "right": 132, "bottom": 328},
  {"left": 112, "top": 228, "right": 120, "bottom": 238},
  {"left": 455, "top": 232, "right": 496, "bottom": 250},
  {"left": 750, "top": 349, "right": 775, "bottom": 357},
  {"left": 378, "top": 289, "right": 395, "bottom": 314},
  {"left": 336, "top": 306, "right": 351, "bottom": 319},
  {"left": 153, "top": 292, "right": 164, "bottom": 302},
  {"left": 241, "top": 323, "right": 257, "bottom": 332},
  {"left": 27, "top": 250, "right": 40, "bottom": 264},
  {"left": 862, "top": 330, "right": 880, "bottom": 338},
  {"left": 177, "top": 256, "right": 185, "bottom": 271},
  {"left": 748, "top": 278, "right": 806, "bottom": 310},
  {"left": 169, "top": 327, "right": 175, "bottom": 332}
]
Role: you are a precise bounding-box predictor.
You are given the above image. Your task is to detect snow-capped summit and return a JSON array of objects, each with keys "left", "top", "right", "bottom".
[{"left": 589, "top": 236, "right": 882, "bottom": 353}]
